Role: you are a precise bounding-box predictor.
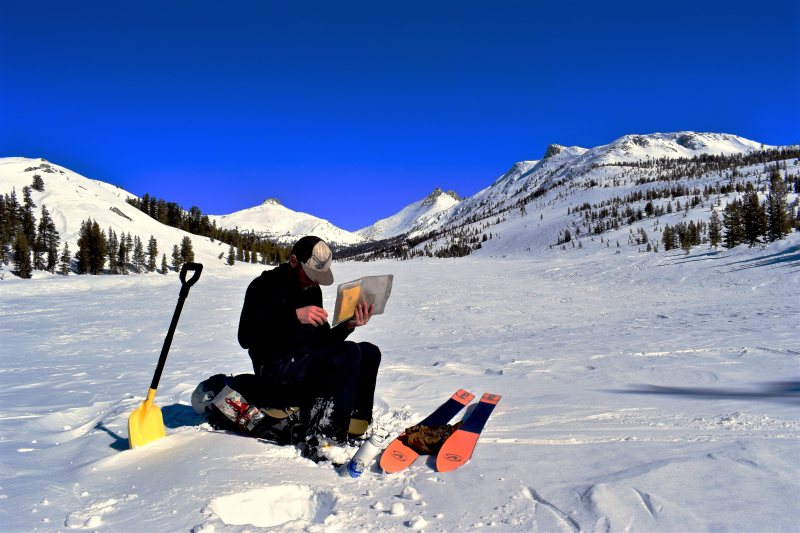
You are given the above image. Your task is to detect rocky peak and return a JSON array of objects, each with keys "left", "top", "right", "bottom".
[
  {"left": 542, "top": 143, "right": 565, "bottom": 160},
  {"left": 262, "top": 198, "right": 281, "bottom": 206},
  {"left": 422, "top": 188, "right": 461, "bottom": 207}
]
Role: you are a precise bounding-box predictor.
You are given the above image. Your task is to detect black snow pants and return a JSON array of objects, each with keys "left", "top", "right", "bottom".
[{"left": 254, "top": 341, "right": 381, "bottom": 442}]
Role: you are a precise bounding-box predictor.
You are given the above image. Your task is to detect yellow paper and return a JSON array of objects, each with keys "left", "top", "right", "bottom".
[{"left": 337, "top": 286, "right": 361, "bottom": 323}]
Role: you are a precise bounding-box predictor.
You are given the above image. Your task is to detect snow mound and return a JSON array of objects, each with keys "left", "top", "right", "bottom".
[{"left": 207, "top": 485, "right": 336, "bottom": 528}]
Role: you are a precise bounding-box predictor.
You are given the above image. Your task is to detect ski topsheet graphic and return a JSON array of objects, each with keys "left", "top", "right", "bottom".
[
  {"left": 436, "top": 393, "right": 501, "bottom": 472},
  {"left": 380, "top": 389, "right": 474, "bottom": 473}
]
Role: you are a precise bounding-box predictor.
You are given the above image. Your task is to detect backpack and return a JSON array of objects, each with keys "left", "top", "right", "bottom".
[{"left": 191, "top": 373, "right": 304, "bottom": 445}]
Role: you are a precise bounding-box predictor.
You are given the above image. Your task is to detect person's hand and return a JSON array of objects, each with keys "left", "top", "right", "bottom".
[
  {"left": 346, "top": 302, "right": 374, "bottom": 329},
  {"left": 297, "top": 306, "right": 328, "bottom": 326}
]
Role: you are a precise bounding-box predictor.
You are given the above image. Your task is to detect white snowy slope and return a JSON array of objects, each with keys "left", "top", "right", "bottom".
[
  {"left": 210, "top": 198, "right": 366, "bottom": 246},
  {"left": 356, "top": 188, "right": 463, "bottom": 241},
  {"left": 0, "top": 235, "right": 798, "bottom": 532},
  {"left": 386, "top": 132, "right": 772, "bottom": 242},
  {"left": 0, "top": 157, "right": 257, "bottom": 272}
]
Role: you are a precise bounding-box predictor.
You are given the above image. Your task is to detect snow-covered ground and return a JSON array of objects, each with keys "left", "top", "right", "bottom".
[{"left": 1, "top": 235, "right": 798, "bottom": 532}]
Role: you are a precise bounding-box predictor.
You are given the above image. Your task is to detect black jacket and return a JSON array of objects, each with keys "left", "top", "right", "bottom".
[{"left": 238, "top": 263, "right": 352, "bottom": 370}]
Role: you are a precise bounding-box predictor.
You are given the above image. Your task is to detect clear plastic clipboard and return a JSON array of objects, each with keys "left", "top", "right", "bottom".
[{"left": 332, "top": 274, "right": 394, "bottom": 327}]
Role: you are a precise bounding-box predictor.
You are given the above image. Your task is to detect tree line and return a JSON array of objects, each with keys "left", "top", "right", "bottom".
[
  {"left": 659, "top": 169, "right": 792, "bottom": 251},
  {"left": 70, "top": 218, "right": 195, "bottom": 275},
  {"left": 124, "top": 193, "right": 290, "bottom": 266},
  {"left": 1, "top": 183, "right": 60, "bottom": 279}
]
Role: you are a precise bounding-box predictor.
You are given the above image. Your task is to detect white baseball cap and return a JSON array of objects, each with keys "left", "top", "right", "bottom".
[{"left": 292, "top": 236, "right": 334, "bottom": 285}]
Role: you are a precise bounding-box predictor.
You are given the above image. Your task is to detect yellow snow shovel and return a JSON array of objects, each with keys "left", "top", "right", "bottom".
[{"left": 128, "top": 263, "right": 203, "bottom": 448}]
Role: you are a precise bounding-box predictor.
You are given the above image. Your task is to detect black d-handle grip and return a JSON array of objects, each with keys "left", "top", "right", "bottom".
[
  {"left": 179, "top": 263, "right": 203, "bottom": 297},
  {"left": 180, "top": 263, "right": 203, "bottom": 286}
]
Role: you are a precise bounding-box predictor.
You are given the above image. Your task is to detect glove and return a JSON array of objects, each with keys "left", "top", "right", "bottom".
[{"left": 402, "top": 421, "right": 464, "bottom": 455}]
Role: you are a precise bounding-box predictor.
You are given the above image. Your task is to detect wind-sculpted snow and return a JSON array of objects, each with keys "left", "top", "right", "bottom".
[{"left": 0, "top": 234, "right": 798, "bottom": 531}]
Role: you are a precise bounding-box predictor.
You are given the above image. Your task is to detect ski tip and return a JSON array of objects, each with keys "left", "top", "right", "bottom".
[
  {"left": 480, "top": 393, "right": 501, "bottom": 405},
  {"left": 453, "top": 390, "right": 475, "bottom": 405}
]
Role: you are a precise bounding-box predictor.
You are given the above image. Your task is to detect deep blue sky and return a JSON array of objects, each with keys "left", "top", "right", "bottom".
[{"left": 2, "top": 1, "right": 798, "bottom": 231}]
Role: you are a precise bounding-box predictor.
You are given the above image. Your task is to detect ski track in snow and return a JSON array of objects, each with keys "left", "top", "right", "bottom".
[{"left": 1, "top": 239, "right": 798, "bottom": 532}]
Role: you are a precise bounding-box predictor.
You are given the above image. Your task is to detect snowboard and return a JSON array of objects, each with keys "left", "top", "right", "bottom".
[
  {"left": 436, "top": 393, "right": 501, "bottom": 472},
  {"left": 380, "top": 389, "right": 474, "bottom": 473}
]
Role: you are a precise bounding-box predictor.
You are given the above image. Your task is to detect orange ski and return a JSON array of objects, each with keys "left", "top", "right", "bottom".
[
  {"left": 380, "top": 389, "right": 474, "bottom": 474},
  {"left": 436, "top": 393, "right": 501, "bottom": 472}
]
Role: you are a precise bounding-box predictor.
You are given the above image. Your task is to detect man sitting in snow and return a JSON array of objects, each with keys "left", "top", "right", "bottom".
[{"left": 237, "top": 235, "right": 381, "bottom": 455}]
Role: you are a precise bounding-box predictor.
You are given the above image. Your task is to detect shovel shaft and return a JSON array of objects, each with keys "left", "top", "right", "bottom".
[
  {"left": 149, "top": 263, "right": 203, "bottom": 391},
  {"left": 150, "top": 295, "right": 187, "bottom": 390}
]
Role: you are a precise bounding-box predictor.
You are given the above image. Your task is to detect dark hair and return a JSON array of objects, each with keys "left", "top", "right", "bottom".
[{"left": 290, "top": 236, "right": 322, "bottom": 263}]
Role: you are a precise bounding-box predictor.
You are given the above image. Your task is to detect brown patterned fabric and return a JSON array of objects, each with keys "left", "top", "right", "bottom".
[{"left": 402, "top": 421, "right": 464, "bottom": 454}]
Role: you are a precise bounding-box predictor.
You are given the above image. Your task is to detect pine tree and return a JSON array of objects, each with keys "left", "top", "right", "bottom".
[
  {"left": 76, "top": 219, "right": 108, "bottom": 275},
  {"left": 0, "top": 194, "right": 9, "bottom": 265},
  {"left": 742, "top": 188, "right": 767, "bottom": 247},
  {"left": 132, "top": 236, "right": 146, "bottom": 273},
  {"left": 13, "top": 229, "right": 32, "bottom": 278},
  {"left": 59, "top": 242, "right": 71, "bottom": 275},
  {"left": 21, "top": 186, "right": 37, "bottom": 245},
  {"left": 0, "top": 231, "right": 9, "bottom": 266},
  {"left": 147, "top": 236, "right": 158, "bottom": 273},
  {"left": 227, "top": 245, "right": 236, "bottom": 266},
  {"left": 31, "top": 174, "right": 45, "bottom": 192},
  {"left": 75, "top": 220, "right": 90, "bottom": 274},
  {"left": 44, "top": 211, "right": 59, "bottom": 274},
  {"left": 766, "top": 169, "right": 791, "bottom": 242},
  {"left": 161, "top": 252, "right": 168, "bottom": 274},
  {"left": 33, "top": 206, "right": 49, "bottom": 270},
  {"left": 172, "top": 244, "right": 182, "bottom": 271},
  {"left": 251, "top": 249, "right": 258, "bottom": 264},
  {"left": 686, "top": 220, "right": 699, "bottom": 246},
  {"left": 662, "top": 225, "right": 674, "bottom": 251},
  {"left": 107, "top": 229, "right": 119, "bottom": 274},
  {"left": 236, "top": 243, "right": 244, "bottom": 261},
  {"left": 125, "top": 233, "right": 133, "bottom": 267},
  {"left": 180, "top": 236, "right": 194, "bottom": 264},
  {"left": 117, "top": 233, "right": 129, "bottom": 274},
  {"left": 708, "top": 210, "right": 722, "bottom": 247},
  {"left": 89, "top": 221, "right": 108, "bottom": 274},
  {"left": 722, "top": 201, "right": 743, "bottom": 249},
  {"left": 243, "top": 247, "right": 250, "bottom": 263}
]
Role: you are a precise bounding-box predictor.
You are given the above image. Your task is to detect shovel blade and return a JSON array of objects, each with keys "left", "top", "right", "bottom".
[{"left": 128, "top": 388, "right": 166, "bottom": 448}]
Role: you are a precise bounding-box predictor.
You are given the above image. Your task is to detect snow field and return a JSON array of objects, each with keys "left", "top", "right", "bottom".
[{"left": 1, "top": 233, "right": 798, "bottom": 531}]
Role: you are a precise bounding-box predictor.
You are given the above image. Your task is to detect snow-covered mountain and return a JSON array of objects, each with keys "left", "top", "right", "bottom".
[
  {"left": 209, "top": 198, "right": 365, "bottom": 247},
  {"left": 355, "top": 188, "right": 462, "bottom": 241},
  {"left": 0, "top": 157, "right": 243, "bottom": 272},
  {"left": 363, "top": 132, "right": 773, "bottom": 245},
  {"left": 2, "top": 131, "right": 792, "bottom": 277}
]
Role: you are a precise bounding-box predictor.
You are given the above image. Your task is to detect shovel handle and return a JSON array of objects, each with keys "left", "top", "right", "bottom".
[
  {"left": 150, "top": 262, "right": 204, "bottom": 391},
  {"left": 179, "top": 263, "right": 203, "bottom": 297}
]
